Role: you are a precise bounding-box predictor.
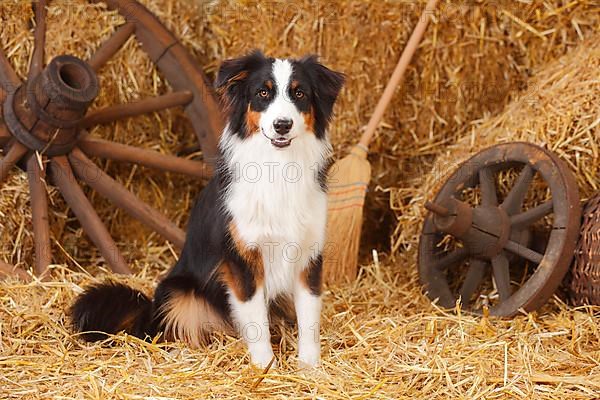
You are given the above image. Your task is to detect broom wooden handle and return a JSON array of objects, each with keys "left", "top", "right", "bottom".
[{"left": 358, "top": 0, "right": 438, "bottom": 149}]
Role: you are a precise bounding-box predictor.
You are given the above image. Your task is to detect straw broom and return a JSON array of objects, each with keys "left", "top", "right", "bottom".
[{"left": 324, "top": 0, "right": 439, "bottom": 284}]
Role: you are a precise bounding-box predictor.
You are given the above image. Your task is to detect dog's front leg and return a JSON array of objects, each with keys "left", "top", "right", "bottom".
[
  {"left": 229, "top": 287, "right": 274, "bottom": 368},
  {"left": 295, "top": 255, "right": 323, "bottom": 367}
]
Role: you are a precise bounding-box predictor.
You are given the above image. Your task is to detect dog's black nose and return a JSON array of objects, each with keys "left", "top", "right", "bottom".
[{"left": 273, "top": 118, "right": 293, "bottom": 135}]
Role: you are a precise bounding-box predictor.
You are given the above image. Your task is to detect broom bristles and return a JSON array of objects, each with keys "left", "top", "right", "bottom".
[{"left": 323, "top": 146, "right": 371, "bottom": 284}]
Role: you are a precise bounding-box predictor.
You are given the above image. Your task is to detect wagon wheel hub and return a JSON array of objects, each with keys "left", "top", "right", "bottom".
[
  {"left": 418, "top": 142, "right": 581, "bottom": 317},
  {"left": 425, "top": 198, "right": 519, "bottom": 260},
  {"left": 3, "top": 55, "right": 98, "bottom": 157}
]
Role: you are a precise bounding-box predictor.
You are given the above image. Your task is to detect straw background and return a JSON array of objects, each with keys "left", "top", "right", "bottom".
[
  {"left": 1, "top": 0, "right": 599, "bottom": 398},
  {"left": 392, "top": 36, "right": 600, "bottom": 252}
]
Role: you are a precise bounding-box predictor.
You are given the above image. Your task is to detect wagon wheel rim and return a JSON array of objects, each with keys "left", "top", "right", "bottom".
[
  {"left": 0, "top": 0, "right": 223, "bottom": 279},
  {"left": 418, "top": 142, "right": 581, "bottom": 317}
]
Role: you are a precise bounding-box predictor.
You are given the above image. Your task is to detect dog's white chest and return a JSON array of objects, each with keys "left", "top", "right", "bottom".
[{"left": 223, "top": 133, "right": 328, "bottom": 298}]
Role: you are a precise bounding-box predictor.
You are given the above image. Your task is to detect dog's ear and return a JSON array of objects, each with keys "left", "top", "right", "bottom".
[
  {"left": 215, "top": 50, "right": 267, "bottom": 94},
  {"left": 299, "top": 55, "right": 345, "bottom": 106},
  {"left": 299, "top": 55, "right": 345, "bottom": 136}
]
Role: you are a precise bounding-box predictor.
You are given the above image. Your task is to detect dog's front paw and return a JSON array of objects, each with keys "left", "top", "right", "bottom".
[
  {"left": 249, "top": 347, "right": 276, "bottom": 369},
  {"left": 298, "top": 347, "right": 320, "bottom": 369}
]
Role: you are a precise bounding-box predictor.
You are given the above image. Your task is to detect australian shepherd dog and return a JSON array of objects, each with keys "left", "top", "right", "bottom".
[{"left": 70, "top": 50, "right": 344, "bottom": 368}]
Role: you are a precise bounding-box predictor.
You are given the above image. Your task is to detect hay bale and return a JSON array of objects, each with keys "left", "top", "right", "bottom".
[{"left": 392, "top": 35, "right": 600, "bottom": 252}]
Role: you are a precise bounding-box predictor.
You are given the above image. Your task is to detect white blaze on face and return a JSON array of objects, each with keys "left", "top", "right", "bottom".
[{"left": 260, "top": 59, "right": 307, "bottom": 139}]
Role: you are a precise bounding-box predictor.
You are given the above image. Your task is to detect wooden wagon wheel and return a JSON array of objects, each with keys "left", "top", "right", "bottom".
[
  {"left": 0, "top": 0, "right": 222, "bottom": 279},
  {"left": 418, "top": 142, "right": 581, "bottom": 317}
]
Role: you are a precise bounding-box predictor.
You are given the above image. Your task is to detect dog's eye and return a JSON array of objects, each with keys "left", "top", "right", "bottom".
[
  {"left": 258, "top": 89, "right": 269, "bottom": 98},
  {"left": 294, "top": 89, "right": 305, "bottom": 99}
]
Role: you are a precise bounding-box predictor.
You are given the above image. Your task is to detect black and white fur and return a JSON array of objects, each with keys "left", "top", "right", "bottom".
[{"left": 70, "top": 51, "right": 344, "bottom": 368}]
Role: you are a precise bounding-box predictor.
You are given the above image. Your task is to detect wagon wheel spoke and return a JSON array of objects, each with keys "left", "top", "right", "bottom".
[
  {"left": 68, "top": 148, "right": 186, "bottom": 248},
  {"left": 491, "top": 252, "right": 511, "bottom": 301},
  {"left": 458, "top": 258, "right": 487, "bottom": 304},
  {"left": 49, "top": 156, "right": 131, "bottom": 275},
  {"left": 501, "top": 164, "right": 534, "bottom": 215},
  {"left": 27, "top": 154, "right": 51, "bottom": 277},
  {"left": 0, "top": 142, "right": 28, "bottom": 187},
  {"left": 87, "top": 21, "right": 136, "bottom": 71},
  {"left": 432, "top": 247, "right": 468, "bottom": 271},
  {"left": 504, "top": 240, "right": 544, "bottom": 264},
  {"left": 0, "top": 45, "right": 21, "bottom": 90},
  {"left": 79, "top": 91, "right": 194, "bottom": 128},
  {"left": 510, "top": 200, "right": 553, "bottom": 229},
  {"left": 479, "top": 167, "right": 497, "bottom": 207},
  {"left": 29, "top": 0, "right": 48, "bottom": 80},
  {"left": 78, "top": 137, "right": 211, "bottom": 178}
]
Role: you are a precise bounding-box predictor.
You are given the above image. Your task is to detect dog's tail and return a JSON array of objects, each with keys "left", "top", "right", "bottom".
[{"left": 70, "top": 282, "right": 154, "bottom": 342}]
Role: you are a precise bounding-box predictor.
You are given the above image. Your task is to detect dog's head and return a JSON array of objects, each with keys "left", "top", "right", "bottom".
[{"left": 215, "top": 50, "right": 344, "bottom": 149}]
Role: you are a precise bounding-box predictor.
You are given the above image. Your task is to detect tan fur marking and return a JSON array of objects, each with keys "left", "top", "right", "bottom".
[
  {"left": 245, "top": 105, "right": 261, "bottom": 136},
  {"left": 302, "top": 107, "right": 316, "bottom": 134},
  {"left": 219, "top": 261, "right": 245, "bottom": 301},
  {"left": 158, "top": 291, "right": 226, "bottom": 348},
  {"left": 265, "top": 80, "right": 273, "bottom": 89},
  {"left": 291, "top": 80, "right": 300, "bottom": 90},
  {"left": 299, "top": 267, "right": 311, "bottom": 290},
  {"left": 228, "top": 222, "right": 264, "bottom": 284}
]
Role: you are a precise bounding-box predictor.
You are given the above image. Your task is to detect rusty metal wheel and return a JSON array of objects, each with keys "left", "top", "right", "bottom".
[
  {"left": 418, "top": 142, "right": 581, "bottom": 317},
  {"left": 0, "top": 0, "right": 222, "bottom": 279}
]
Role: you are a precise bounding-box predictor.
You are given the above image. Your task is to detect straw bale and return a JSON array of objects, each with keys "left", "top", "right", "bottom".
[{"left": 392, "top": 35, "right": 600, "bottom": 253}]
